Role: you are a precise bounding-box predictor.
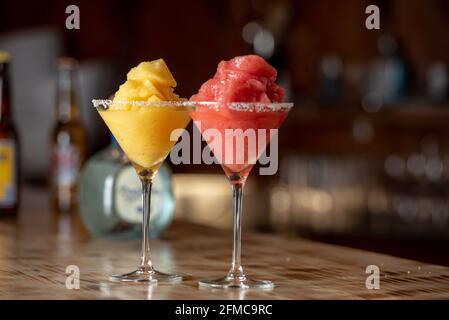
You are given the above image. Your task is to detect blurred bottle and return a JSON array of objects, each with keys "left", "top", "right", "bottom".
[
  {"left": 317, "top": 55, "right": 344, "bottom": 105},
  {"left": 0, "top": 51, "right": 20, "bottom": 217},
  {"left": 426, "top": 62, "right": 448, "bottom": 104},
  {"left": 78, "top": 137, "right": 175, "bottom": 239},
  {"left": 50, "top": 57, "right": 87, "bottom": 214},
  {"left": 241, "top": 0, "right": 293, "bottom": 101},
  {"left": 363, "top": 34, "right": 412, "bottom": 111}
]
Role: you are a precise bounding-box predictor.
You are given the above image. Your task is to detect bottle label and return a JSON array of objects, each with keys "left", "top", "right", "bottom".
[
  {"left": 115, "top": 166, "right": 162, "bottom": 224},
  {"left": 0, "top": 139, "right": 17, "bottom": 207},
  {"left": 53, "top": 142, "right": 80, "bottom": 188}
]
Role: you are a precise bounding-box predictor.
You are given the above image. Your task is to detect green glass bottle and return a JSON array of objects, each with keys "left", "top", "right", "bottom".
[{"left": 78, "top": 137, "right": 175, "bottom": 239}]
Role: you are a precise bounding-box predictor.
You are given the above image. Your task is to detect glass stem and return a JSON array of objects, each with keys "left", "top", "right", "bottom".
[
  {"left": 139, "top": 179, "right": 153, "bottom": 271},
  {"left": 229, "top": 182, "right": 245, "bottom": 279}
]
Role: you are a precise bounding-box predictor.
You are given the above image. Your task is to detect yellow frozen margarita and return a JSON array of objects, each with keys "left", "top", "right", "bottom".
[{"left": 98, "top": 59, "right": 190, "bottom": 176}]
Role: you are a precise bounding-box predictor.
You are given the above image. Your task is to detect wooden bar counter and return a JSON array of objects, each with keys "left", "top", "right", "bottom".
[{"left": 1, "top": 187, "right": 449, "bottom": 299}]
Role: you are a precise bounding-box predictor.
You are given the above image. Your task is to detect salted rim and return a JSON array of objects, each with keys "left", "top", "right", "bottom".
[{"left": 92, "top": 100, "right": 293, "bottom": 112}]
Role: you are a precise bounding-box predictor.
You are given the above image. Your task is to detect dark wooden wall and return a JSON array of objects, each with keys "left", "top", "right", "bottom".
[{"left": 1, "top": 0, "right": 448, "bottom": 98}]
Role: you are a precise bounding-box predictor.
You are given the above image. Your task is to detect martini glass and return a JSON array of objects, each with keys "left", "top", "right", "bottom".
[
  {"left": 92, "top": 99, "right": 191, "bottom": 283},
  {"left": 189, "top": 101, "right": 293, "bottom": 289}
]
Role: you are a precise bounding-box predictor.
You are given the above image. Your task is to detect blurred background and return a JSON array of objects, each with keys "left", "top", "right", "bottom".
[{"left": 1, "top": 0, "right": 449, "bottom": 265}]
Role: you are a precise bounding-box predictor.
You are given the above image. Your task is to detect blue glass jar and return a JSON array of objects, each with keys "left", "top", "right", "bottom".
[{"left": 79, "top": 137, "right": 175, "bottom": 239}]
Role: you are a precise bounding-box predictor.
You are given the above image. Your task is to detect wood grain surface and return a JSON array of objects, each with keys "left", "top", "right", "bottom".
[{"left": 0, "top": 187, "right": 449, "bottom": 299}]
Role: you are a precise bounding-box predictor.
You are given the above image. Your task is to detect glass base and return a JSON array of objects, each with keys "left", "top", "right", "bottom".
[
  {"left": 199, "top": 274, "right": 273, "bottom": 289},
  {"left": 109, "top": 266, "right": 182, "bottom": 283}
]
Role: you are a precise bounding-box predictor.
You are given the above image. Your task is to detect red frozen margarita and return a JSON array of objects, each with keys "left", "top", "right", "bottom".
[
  {"left": 190, "top": 55, "right": 289, "bottom": 181},
  {"left": 189, "top": 55, "right": 293, "bottom": 289}
]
